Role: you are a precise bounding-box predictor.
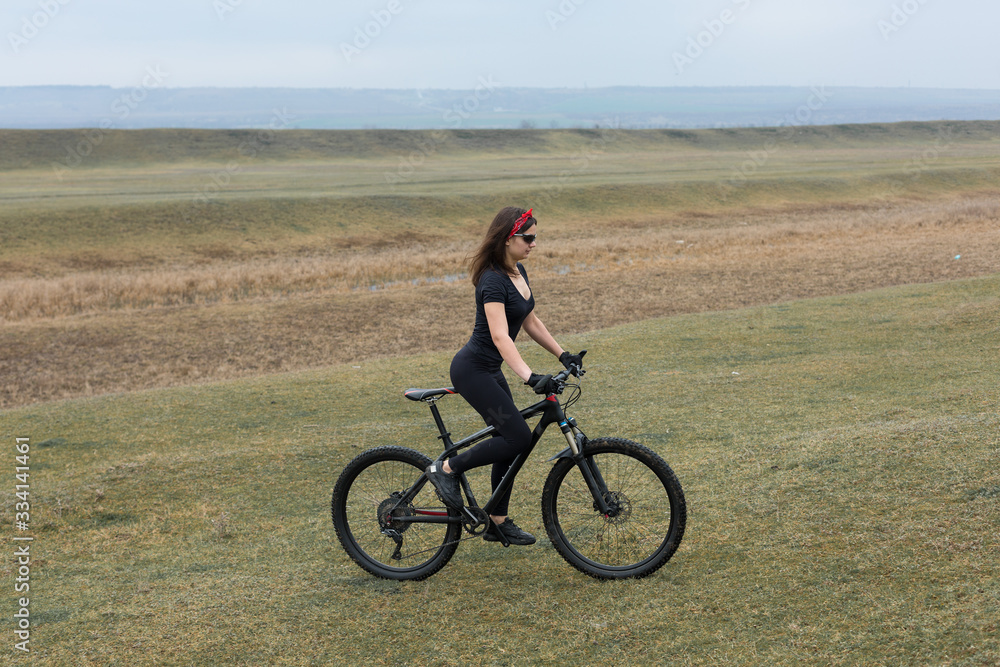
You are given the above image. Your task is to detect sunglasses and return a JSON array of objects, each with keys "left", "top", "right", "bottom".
[{"left": 513, "top": 233, "right": 537, "bottom": 243}]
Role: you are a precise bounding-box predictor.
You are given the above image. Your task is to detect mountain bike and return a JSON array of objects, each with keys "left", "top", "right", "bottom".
[{"left": 331, "top": 357, "right": 686, "bottom": 580}]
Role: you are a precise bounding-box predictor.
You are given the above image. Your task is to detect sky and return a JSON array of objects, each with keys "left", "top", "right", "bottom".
[{"left": 2, "top": 0, "right": 999, "bottom": 90}]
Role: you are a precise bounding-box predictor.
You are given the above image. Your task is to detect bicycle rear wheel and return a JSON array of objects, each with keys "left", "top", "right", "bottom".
[
  {"left": 332, "top": 446, "right": 461, "bottom": 580},
  {"left": 541, "top": 437, "right": 686, "bottom": 579}
]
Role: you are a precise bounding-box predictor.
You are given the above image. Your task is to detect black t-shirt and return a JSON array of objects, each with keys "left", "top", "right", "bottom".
[{"left": 463, "top": 263, "right": 535, "bottom": 367}]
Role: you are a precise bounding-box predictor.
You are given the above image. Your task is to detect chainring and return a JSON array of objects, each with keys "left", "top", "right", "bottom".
[{"left": 462, "top": 506, "right": 489, "bottom": 535}]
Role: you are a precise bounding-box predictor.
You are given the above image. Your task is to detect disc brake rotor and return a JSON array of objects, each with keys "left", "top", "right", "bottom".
[{"left": 602, "top": 491, "right": 632, "bottom": 526}]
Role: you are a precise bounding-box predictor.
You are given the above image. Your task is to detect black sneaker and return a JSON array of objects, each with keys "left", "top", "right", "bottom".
[
  {"left": 425, "top": 462, "right": 463, "bottom": 510},
  {"left": 484, "top": 518, "right": 536, "bottom": 546}
]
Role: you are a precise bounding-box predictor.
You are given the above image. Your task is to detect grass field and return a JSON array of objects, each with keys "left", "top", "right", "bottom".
[
  {"left": 1, "top": 275, "right": 998, "bottom": 665},
  {"left": 0, "top": 123, "right": 999, "bottom": 664},
  {"left": 1, "top": 123, "right": 999, "bottom": 408}
]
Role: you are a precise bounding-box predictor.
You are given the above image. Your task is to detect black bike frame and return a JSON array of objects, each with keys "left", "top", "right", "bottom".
[{"left": 393, "top": 388, "right": 615, "bottom": 528}]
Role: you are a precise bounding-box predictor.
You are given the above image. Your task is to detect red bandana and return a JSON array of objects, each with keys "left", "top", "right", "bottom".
[{"left": 508, "top": 208, "right": 533, "bottom": 238}]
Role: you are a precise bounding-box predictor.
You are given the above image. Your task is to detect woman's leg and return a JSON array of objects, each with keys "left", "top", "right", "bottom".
[{"left": 448, "top": 356, "right": 531, "bottom": 517}]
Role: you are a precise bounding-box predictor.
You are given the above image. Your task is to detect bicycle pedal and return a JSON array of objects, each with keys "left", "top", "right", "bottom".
[{"left": 485, "top": 523, "right": 511, "bottom": 548}]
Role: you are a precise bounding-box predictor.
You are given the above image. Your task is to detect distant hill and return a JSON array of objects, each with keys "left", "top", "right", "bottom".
[
  {"left": 2, "top": 86, "right": 1000, "bottom": 130},
  {"left": 4, "top": 121, "right": 999, "bottom": 172}
]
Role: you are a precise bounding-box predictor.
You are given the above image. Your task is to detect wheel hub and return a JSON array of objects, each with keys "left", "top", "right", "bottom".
[
  {"left": 377, "top": 493, "right": 413, "bottom": 534},
  {"left": 602, "top": 491, "right": 632, "bottom": 525}
]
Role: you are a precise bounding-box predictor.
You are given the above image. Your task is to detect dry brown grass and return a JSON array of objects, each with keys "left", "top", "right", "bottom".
[
  {"left": 3, "top": 195, "right": 995, "bottom": 322},
  {"left": 0, "top": 244, "right": 463, "bottom": 321},
  {"left": 2, "top": 193, "right": 997, "bottom": 409}
]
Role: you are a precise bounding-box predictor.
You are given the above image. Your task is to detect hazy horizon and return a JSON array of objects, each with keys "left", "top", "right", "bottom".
[
  {"left": 4, "top": 1, "right": 999, "bottom": 91},
  {"left": 6, "top": 85, "right": 1000, "bottom": 130}
]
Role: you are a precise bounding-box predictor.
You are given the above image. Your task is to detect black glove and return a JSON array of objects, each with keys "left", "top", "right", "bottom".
[
  {"left": 525, "top": 373, "right": 558, "bottom": 395},
  {"left": 559, "top": 350, "right": 585, "bottom": 375}
]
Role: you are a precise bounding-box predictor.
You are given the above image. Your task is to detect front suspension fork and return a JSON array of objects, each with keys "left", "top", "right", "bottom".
[{"left": 557, "top": 420, "right": 615, "bottom": 517}]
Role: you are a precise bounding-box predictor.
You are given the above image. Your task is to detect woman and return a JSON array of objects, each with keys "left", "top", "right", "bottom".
[{"left": 425, "top": 206, "right": 584, "bottom": 546}]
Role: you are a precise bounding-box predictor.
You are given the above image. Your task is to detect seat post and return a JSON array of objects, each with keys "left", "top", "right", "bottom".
[{"left": 427, "top": 401, "right": 454, "bottom": 448}]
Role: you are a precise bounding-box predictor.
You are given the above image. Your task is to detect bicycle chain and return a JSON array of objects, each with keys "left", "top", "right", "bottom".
[
  {"left": 387, "top": 529, "right": 487, "bottom": 561},
  {"left": 386, "top": 507, "right": 491, "bottom": 561}
]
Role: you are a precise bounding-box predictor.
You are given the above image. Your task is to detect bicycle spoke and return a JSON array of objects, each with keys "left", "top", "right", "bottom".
[
  {"left": 542, "top": 438, "right": 686, "bottom": 578},
  {"left": 348, "top": 462, "right": 438, "bottom": 559},
  {"left": 332, "top": 447, "right": 461, "bottom": 580},
  {"left": 565, "top": 455, "right": 668, "bottom": 564}
]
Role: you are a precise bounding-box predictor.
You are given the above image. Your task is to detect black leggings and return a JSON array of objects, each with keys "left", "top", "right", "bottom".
[{"left": 447, "top": 346, "right": 532, "bottom": 516}]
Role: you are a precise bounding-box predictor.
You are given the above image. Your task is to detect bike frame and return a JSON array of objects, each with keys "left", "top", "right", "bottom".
[{"left": 392, "top": 386, "right": 616, "bottom": 532}]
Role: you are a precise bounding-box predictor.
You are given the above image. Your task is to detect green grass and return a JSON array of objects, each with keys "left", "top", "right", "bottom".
[
  {"left": 4, "top": 122, "right": 998, "bottom": 171},
  {"left": 3, "top": 122, "right": 1000, "bottom": 271},
  {"left": 2, "top": 275, "right": 998, "bottom": 665}
]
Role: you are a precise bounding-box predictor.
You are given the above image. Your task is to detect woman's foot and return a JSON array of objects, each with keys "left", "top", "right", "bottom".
[
  {"left": 484, "top": 517, "right": 536, "bottom": 545},
  {"left": 425, "top": 462, "right": 463, "bottom": 509}
]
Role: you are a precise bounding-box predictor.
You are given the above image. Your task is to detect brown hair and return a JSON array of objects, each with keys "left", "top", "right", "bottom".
[{"left": 468, "top": 206, "right": 536, "bottom": 287}]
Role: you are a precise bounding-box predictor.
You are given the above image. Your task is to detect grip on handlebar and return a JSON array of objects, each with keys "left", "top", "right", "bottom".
[{"left": 555, "top": 349, "right": 588, "bottom": 381}]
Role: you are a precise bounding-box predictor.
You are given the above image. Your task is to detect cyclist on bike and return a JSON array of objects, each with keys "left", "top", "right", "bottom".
[{"left": 425, "top": 206, "right": 584, "bottom": 546}]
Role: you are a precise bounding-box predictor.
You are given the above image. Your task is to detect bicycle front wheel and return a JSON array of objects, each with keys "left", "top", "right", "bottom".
[
  {"left": 541, "top": 437, "right": 686, "bottom": 579},
  {"left": 332, "top": 446, "right": 461, "bottom": 581}
]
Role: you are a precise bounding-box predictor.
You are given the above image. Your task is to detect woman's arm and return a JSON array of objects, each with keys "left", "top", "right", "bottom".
[
  {"left": 485, "top": 302, "right": 533, "bottom": 382},
  {"left": 521, "top": 311, "right": 565, "bottom": 360}
]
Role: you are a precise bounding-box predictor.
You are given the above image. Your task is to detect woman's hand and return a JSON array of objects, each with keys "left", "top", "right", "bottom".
[
  {"left": 559, "top": 351, "right": 584, "bottom": 372},
  {"left": 525, "top": 373, "right": 558, "bottom": 395}
]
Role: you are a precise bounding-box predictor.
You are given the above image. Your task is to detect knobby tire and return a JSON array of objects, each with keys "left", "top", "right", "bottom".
[
  {"left": 541, "top": 437, "right": 686, "bottom": 579},
  {"left": 331, "top": 446, "right": 461, "bottom": 581}
]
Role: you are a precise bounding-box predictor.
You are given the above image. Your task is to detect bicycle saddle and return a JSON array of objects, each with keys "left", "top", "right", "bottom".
[{"left": 403, "top": 387, "right": 456, "bottom": 401}]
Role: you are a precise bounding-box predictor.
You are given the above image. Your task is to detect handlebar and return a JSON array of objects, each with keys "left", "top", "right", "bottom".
[
  {"left": 551, "top": 349, "right": 587, "bottom": 389},
  {"left": 553, "top": 365, "right": 584, "bottom": 384}
]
